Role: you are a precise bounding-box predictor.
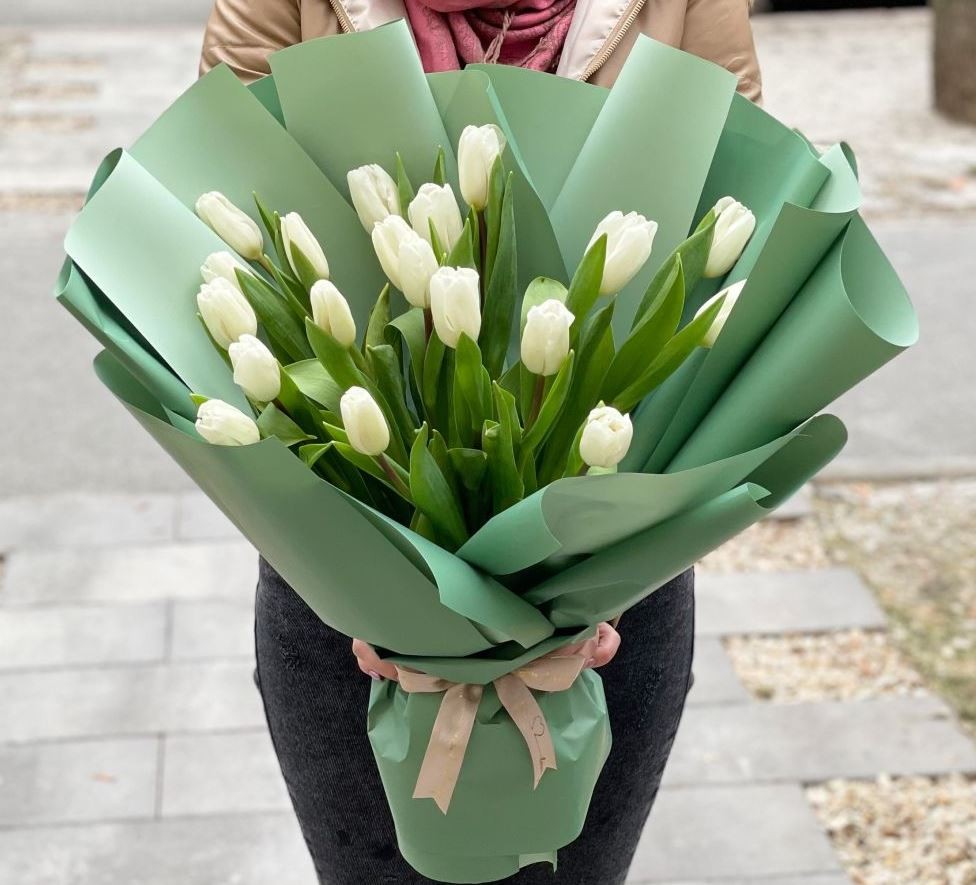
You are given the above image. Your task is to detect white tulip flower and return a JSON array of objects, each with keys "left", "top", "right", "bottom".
[
  {"left": 281, "top": 212, "right": 330, "bottom": 282},
  {"left": 398, "top": 235, "right": 439, "bottom": 309},
  {"left": 587, "top": 211, "right": 658, "bottom": 297},
  {"left": 408, "top": 183, "right": 463, "bottom": 252},
  {"left": 371, "top": 215, "right": 438, "bottom": 308},
  {"left": 579, "top": 405, "right": 634, "bottom": 469},
  {"left": 201, "top": 251, "right": 252, "bottom": 291},
  {"left": 694, "top": 279, "right": 747, "bottom": 348},
  {"left": 340, "top": 386, "right": 390, "bottom": 457},
  {"left": 197, "top": 278, "right": 257, "bottom": 350},
  {"left": 429, "top": 266, "right": 481, "bottom": 349},
  {"left": 521, "top": 299, "right": 574, "bottom": 376},
  {"left": 195, "top": 399, "right": 260, "bottom": 447},
  {"left": 195, "top": 192, "right": 264, "bottom": 261},
  {"left": 704, "top": 197, "right": 756, "bottom": 278},
  {"left": 310, "top": 280, "right": 357, "bottom": 348},
  {"left": 347, "top": 164, "right": 400, "bottom": 232},
  {"left": 228, "top": 334, "right": 281, "bottom": 403},
  {"left": 458, "top": 124, "right": 506, "bottom": 211}
]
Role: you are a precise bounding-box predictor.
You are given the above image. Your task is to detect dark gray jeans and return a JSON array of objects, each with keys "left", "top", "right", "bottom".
[{"left": 255, "top": 559, "right": 695, "bottom": 884}]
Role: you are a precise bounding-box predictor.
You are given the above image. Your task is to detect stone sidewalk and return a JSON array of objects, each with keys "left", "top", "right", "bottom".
[{"left": 2, "top": 493, "right": 975, "bottom": 884}]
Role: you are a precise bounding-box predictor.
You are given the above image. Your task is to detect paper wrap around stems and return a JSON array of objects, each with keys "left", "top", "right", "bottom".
[
  {"left": 53, "top": 23, "right": 917, "bottom": 883},
  {"left": 398, "top": 635, "right": 597, "bottom": 814}
]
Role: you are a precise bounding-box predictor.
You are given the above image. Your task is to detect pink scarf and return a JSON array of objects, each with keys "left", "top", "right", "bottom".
[{"left": 404, "top": 0, "right": 577, "bottom": 74}]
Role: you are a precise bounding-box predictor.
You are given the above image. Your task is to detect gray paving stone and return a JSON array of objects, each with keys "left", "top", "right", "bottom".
[
  {"left": 0, "top": 661, "right": 263, "bottom": 743},
  {"left": 2, "top": 541, "right": 257, "bottom": 606},
  {"left": 629, "top": 784, "right": 841, "bottom": 882},
  {"left": 765, "top": 484, "right": 814, "bottom": 521},
  {"left": 171, "top": 600, "right": 253, "bottom": 660},
  {"left": 0, "top": 813, "right": 316, "bottom": 885},
  {"left": 0, "top": 737, "right": 158, "bottom": 826},
  {"left": 686, "top": 637, "right": 750, "bottom": 707},
  {"left": 695, "top": 568, "right": 887, "bottom": 637},
  {"left": 664, "top": 695, "right": 976, "bottom": 787},
  {"left": 0, "top": 604, "right": 166, "bottom": 669},
  {"left": 0, "top": 493, "right": 175, "bottom": 552},
  {"left": 162, "top": 730, "right": 289, "bottom": 817},
  {"left": 175, "top": 492, "right": 243, "bottom": 542},
  {"left": 640, "top": 877, "right": 851, "bottom": 885}
]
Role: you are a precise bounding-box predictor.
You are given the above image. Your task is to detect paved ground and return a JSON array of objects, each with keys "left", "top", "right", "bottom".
[{"left": 1, "top": 7, "right": 975, "bottom": 885}]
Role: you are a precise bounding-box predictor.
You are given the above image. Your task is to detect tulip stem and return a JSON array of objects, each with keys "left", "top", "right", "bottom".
[
  {"left": 477, "top": 210, "right": 488, "bottom": 306},
  {"left": 377, "top": 454, "right": 412, "bottom": 501},
  {"left": 423, "top": 308, "right": 433, "bottom": 343},
  {"left": 526, "top": 375, "right": 545, "bottom": 429},
  {"left": 257, "top": 254, "right": 276, "bottom": 276}
]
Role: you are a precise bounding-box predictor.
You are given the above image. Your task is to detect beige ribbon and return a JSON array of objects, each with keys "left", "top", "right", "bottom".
[{"left": 396, "top": 639, "right": 597, "bottom": 814}]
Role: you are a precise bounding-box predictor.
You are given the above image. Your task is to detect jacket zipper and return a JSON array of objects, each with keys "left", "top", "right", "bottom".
[
  {"left": 329, "top": 0, "right": 357, "bottom": 33},
  {"left": 577, "top": 0, "right": 647, "bottom": 81}
]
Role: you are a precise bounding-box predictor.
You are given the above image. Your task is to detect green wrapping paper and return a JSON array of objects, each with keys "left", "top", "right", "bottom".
[{"left": 53, "top": 24, "right": 917, "bottom": 883}]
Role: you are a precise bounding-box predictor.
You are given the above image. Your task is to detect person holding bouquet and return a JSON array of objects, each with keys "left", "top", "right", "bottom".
[{"left": 198, "top": 2, "right": 761, "bottom": 882}]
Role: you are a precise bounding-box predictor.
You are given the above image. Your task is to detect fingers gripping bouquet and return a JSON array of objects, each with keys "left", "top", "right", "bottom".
[{"left": 54, "top": 21, "right": 917, "bottom": 884}]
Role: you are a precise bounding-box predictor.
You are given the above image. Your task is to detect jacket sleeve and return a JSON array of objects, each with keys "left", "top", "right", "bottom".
[
  {"left": 199, "top": 0, "right": 303, "bottom": 82},
  {"left": 682, "top": 0, "right": 762, "bottom": 103}
]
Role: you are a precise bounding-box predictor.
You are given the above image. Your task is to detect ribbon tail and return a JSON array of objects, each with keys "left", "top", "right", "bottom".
[
  {"left": 412, "top": 682, "right": 483, "bottom": 814},
  {"left": 494, "top": 674, "right": 558, "bottom": 790}
]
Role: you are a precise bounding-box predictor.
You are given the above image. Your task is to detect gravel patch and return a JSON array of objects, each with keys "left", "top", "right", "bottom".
[
  {"left": 726, "top": 630, "right": 926, "bottom": 703},
  {"left": 807, "top": 774, "right": 976, "bottom": 885},
  {"left": 818, "top": 480, "right": 976, "bottom": 726},
  {"left": 698, "top": 516, "right": 831, "bottom": 574}
]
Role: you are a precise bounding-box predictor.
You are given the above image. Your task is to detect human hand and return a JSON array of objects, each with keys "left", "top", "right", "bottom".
[
  {"left": 351, "top": 638, "right": 400, "bottom": 681},
  {"left": 352, "top": 620, "right": 620, "bottom": 682}
]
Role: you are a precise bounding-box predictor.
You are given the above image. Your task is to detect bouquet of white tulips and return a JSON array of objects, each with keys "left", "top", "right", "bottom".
[
  {"left": 54, "top": 22, "right": 916, "bottom": 883},
  {"left": 189, "top": 128, "right": 748, "bottom": 551}
]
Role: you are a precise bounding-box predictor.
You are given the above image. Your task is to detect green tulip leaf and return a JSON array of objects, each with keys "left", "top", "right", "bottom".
[
  {"left": 602, "top": 255, "right": 684, "bottom": 401},
  {"left": 236, "top": 268, "right": 312, "bottom": 363},
  {"left": 257, "top": 402, "right": 315, "bottom": 447},
  {"left": 396, "top": 152, "right": 415, "bottom": 216},
  {"left": 522, "top": 350, "right": 575, "bottom": 454},
  {"left": 613, "top": 295, "right": 726, "bottom": 413},
  {"left": 565, "top": 233, "right": 607, "bottom": 342},
  {"left": 363, "top": 285, "right": 391, "bottom": 354},
  {"left": 479, "top": 173, "right": 516, "bottom": 379},
  {"left": 409, "top": 423, "right": 468, "bottom": 550}
]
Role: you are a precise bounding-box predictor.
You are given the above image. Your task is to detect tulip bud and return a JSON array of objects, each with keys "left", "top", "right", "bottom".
[
  {"left": 408, "top": 183, "right": 463, "bottom": 252},
  {"left": 348, "top": 164, "right": 400, "bottom": 232},
  {"left": 458, "top": 124, "right": 506, "bottom": 211},
  {"left": 704, "top": 197, "right": 756, "bottom": 278},
  {"left": 587, "top": 211, "right": 658, "bottom": 297},
  {"left": 197, "top": 278, "right": 257, "bottom": 350},
  {"left": 429, "top": 266, "right": 481, "bottom": 349},
  {"left": 201, "top": 251, "right": 252, "bottom": 291},
  {"left": 521, "top": 299, "right": 574, "bottom": 376},
  {"left": 371, "top": 216, "right": 438, "bottom": 308},
  {"left": 694, "top": 279, "right": 747, "bottom": 348},
  {"left": 228, "top": 334, "right": 281, "bottom": 403},
  {"left": 195, "top": 192, "right": 264, "bottom": 261},
  {"left": 398, "top": 235, "right": 439, "bottom": 310},
  {"left": 281, "top": 212, "right": 330, "bottom": 282},
  {"left": 310, "top": 280, "right": 357, "bottom": 348},
  {"left": 195, "top": 399, "right": 260, "bottom": 446},
  {"left": 579, "top": 405, "right": 634, "bottom": 469},
  {"left": 340, "top": 386, "right": 390, "bottom": 457}
]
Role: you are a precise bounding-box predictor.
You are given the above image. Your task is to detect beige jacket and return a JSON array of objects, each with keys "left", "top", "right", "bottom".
[{"left": 200, "top": 0, "right": 761, "bottom": 99}]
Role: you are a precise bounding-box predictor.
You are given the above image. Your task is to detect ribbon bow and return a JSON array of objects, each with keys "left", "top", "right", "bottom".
[{"left": 396, "top": 641, "right": 596, "bottom": 814}]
